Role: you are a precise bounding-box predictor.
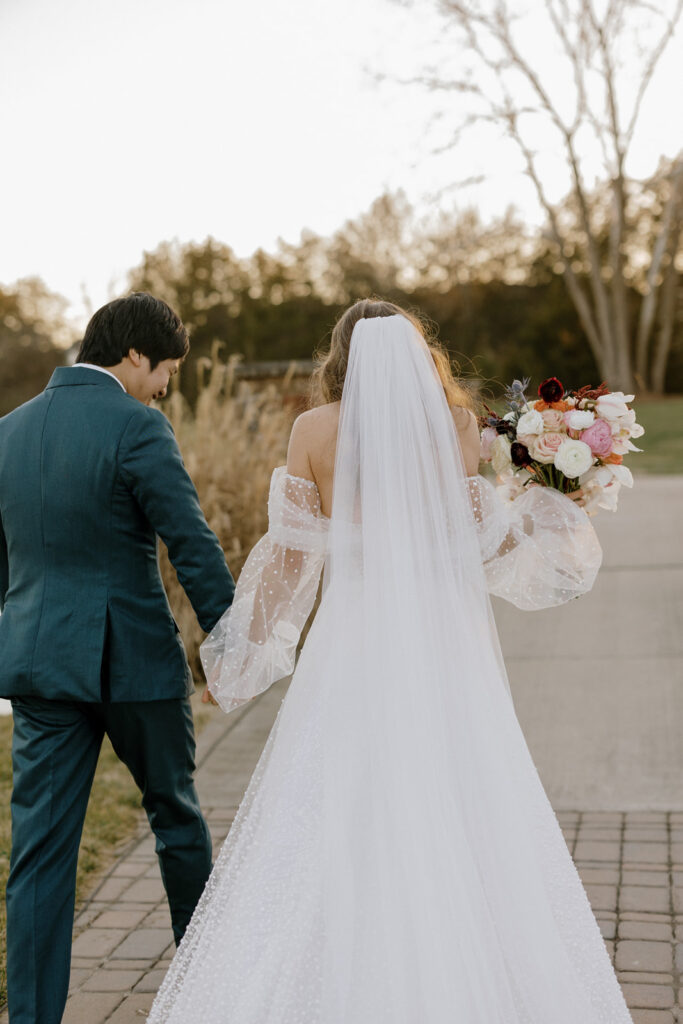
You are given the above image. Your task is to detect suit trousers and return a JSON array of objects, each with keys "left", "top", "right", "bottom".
[{"left": 5, "top": 696, "right": 213, "bottom": 1024}]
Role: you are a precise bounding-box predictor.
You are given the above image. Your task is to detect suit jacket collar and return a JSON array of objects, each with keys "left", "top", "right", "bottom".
[{"left": 47, "top": 366, "right": 127, "bottom": 391}]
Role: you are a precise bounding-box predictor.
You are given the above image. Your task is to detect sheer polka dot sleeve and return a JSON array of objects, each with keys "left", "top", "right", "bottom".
[
  {"left": 467, "top": 475, "right": 603, "bottom": 611},
  {"left": 200, "top": 467, "right": 328, "bottom": 712}
]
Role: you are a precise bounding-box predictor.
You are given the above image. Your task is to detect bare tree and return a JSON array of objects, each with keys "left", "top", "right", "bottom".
[
  {"left": 406, "top": 0, "right": 683, "bottom": 392},
  {"left": 633, "top": 157, "right": 683, "bottom": 392}
]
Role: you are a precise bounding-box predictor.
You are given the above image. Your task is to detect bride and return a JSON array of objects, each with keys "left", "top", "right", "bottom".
[{"left": 148, "top": 300, "right": 632, "bottom": 1023}]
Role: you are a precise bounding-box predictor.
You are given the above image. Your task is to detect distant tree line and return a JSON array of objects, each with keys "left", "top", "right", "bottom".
[
  {"left": 128, "top": 189, "right": 683, "bottom": 404},
  {"left": 0, "top": 279, "right": 75, "bottom": 416},
  {"left": 1, "top": 187, "right": 681, "bottom": 417}
]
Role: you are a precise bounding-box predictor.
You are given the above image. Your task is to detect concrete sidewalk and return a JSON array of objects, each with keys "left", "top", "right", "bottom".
[
  {"left": 499, "top": 475, "right": 683, "bottom": 810},
  {"left": 1, "top": 475, "right": 681, "bottom": 1023}
]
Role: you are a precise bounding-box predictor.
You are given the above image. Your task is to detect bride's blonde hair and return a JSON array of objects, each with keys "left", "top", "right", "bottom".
[{"left": 310, "top": 298, "right": 474, "bottom": 411}]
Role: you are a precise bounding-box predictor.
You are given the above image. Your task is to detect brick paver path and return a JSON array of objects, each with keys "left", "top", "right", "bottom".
[
  {"left": 2, "top": 476, "right": 681, "bottom": 1022},
  {"left": 3, "top": 684, "right": 680, "bottom": 1024}
]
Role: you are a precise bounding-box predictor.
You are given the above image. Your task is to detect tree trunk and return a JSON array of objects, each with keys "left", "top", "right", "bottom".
[
  {"left": 634, "top": 158, "right": 683, "bottom": 389},
  {"left": 650, "top": 252, "right": 680, "bottom": 395}
]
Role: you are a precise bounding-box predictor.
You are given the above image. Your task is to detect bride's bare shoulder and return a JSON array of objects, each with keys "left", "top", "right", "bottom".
[
  {"left": 450, "top": 405, "right": 480, "bottom": 475},
  {"left": 287, "top": 403, "right": 340, "bottom": 480},
  {"left": 297, "top": 402, "right": 340, "bottom": 431},
  {"left": 451, "top": 404, "right": 478, "bottom": 432}
]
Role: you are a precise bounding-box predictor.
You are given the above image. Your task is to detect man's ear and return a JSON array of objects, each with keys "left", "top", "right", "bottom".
[{"left": 128, "top": 349, "right": 143, "bottom": 368}]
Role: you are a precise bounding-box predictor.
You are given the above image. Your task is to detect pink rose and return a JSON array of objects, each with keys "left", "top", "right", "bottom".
[
  {"left": 580, "top": 418, "right": 613, "bottom": 459},
  {"left": 541, "top": 408, "right": 565, "bottom": 431},
  {"left": 480, "top": 426, "right": 497, "bottom": 462},
  {"left": 531, "top": 431, "right": 565, "bottom": 464}
]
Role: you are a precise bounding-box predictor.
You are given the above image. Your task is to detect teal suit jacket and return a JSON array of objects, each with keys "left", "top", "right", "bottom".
[{"left": 0, "top": 366, "right": 235, "bottom": 701}]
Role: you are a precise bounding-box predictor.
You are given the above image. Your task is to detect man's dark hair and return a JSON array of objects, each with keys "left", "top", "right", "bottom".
[{"left": 76, "top": 293, "right": 189, "bottom": 369}]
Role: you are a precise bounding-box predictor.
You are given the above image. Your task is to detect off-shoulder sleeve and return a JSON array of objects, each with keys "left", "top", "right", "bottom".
[
  {"left": 200, "top": 467, "right": 328, "bottom": 712},
  {"left": 467, "top": 475, "right": 603, "bottom": 611}
]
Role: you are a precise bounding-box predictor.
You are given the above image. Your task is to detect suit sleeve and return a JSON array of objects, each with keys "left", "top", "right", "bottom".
[
  {"left": 0, "top": 510, "right": 8, "bottom": 613},
  {"left": 119, "top": 406, "right": 235, "bottom": 633}
]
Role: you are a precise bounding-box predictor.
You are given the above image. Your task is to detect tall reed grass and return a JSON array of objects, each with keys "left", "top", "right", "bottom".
[{"left": 159, "top": 348, "right": 298, "bottom": 678}]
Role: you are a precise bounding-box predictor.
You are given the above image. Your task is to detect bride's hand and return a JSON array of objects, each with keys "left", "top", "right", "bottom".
[
  {"left": 201, "top": 685, "right": 219, "bottom": 706},
  {"left": 527, "top": 482, "right": 585, "bottom": 503}
]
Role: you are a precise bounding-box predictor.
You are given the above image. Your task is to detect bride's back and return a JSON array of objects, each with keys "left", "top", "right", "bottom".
[{"left": 287, "top": 399, "right": 479, "bottom": 519}]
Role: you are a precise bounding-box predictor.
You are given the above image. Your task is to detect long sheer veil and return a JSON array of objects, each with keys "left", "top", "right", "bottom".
[{"left": 317, "top": 314, "right": 626, "bottom": 1022}]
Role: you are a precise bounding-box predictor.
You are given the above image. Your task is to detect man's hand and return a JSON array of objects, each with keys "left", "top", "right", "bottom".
[{"left": 201, "top": 685, "right": 219, "bottom": 706}]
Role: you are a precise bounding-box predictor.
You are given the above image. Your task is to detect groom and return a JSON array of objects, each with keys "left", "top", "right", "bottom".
[{"left": 0, "top": 293, "right": 235, "bottom": 1023}]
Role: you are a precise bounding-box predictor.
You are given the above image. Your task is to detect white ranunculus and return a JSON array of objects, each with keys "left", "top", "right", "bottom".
[
  {"left": 503, "top": 411, "right": 516, "bottom": 421},
  {"left": 554, "top": 439, "right": 594, "bottom": 479},
  {"left": 596, "top": 392, "right": 634, "bottom": 420},
  {"left": 516, "top": 409, "right": 545, "bottom": 436},
  {"left": 491, "top": 434, "right": 512, "bottom": 475},
  {"left": 565, "top": 409, "right": 595, "bottom": 431}
]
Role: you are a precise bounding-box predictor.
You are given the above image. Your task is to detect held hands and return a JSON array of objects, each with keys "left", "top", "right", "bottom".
[{"left": 201, "top": 684, "right": 219, "bottom": 706}]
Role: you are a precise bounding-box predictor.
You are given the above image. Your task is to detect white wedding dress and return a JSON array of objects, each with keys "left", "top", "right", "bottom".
[{"left": 148, "top": 315, "right": 632, "bottom": 1023}]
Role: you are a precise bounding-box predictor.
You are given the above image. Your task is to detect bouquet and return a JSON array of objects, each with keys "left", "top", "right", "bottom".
[{"left": 479, "top": 377, "right": 644, "bottom": 515}]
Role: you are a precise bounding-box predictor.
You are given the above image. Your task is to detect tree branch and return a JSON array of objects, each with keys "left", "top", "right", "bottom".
[
  {"left": 503, "top": 106, "right": 606, "bottom": 363},
  {"left": 624, "top": 0, "right": 683, "bottom": 148}
]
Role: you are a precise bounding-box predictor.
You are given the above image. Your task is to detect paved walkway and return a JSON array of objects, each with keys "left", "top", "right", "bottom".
[
  {"left": 2, "top": 476, "right": 681, "bottom": 1023},
  {"left": 498, "top": 475, "right": 683, "bottom": 810}
]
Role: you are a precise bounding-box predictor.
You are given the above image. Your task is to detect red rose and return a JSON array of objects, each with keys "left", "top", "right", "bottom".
[{"left": 538, "top": 377, "right": 564, "bottom": 403}]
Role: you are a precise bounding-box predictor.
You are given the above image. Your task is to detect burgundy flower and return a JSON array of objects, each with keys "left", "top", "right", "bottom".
[
  {"left": 510, "top": 441, "right": 532, "bottom": 468},
  {"left": 538, "top": 377, "right": 564, "bottom": 403}
]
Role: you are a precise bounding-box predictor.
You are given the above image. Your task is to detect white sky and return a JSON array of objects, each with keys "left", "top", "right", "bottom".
[{"left": 1, "top": 0, "right": 681, "bottom": 326}]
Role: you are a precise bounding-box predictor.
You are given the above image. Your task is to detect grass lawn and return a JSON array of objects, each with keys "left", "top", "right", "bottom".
[
  {"left": 630, "top": 396, "right": 683, "bottom": 475},
  {"left": 0, "top": 696, "right": 213, "bottom": 1009}
]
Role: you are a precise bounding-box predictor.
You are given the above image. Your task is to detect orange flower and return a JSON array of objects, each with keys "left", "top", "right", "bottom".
[
  {"left": 532, "top": 399, "right": 573, "bottom": 411},
  {"left": 604, "top": 452, "right": 623, "bottom": 464}
]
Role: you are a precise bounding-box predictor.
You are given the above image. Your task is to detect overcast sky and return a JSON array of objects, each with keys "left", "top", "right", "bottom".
[{"left": 1, "top": 0, "right": 681, "bottom": 325}]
